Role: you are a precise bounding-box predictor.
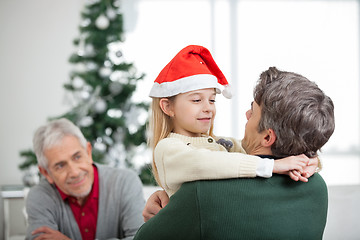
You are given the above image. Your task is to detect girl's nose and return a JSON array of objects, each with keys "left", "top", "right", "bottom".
[{"left": 203, "top": 101, "right": 213, "bottom": 112}]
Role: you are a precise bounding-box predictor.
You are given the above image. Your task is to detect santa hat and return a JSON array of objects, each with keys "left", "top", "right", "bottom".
[{"left": 149, "top": 45, "right": 232, "bottom": 98}]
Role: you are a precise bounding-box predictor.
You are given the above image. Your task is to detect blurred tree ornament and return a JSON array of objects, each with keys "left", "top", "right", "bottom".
[
  {"left": 107, "top": 142, "right": 126, "bottom": 167},
  {"left": 113, "top": 0, "right": 121, "bottom": 8},
  {"left": 74, "top": 63, "right": 86, "bottom": 72},
  {"left": 105, "top": 127, "right": 113, "bottom": 136},
  {"left": 106, "top": 7, "right": 117, "bottom": 20},
  {"left": 80, "top": 87, "right": 92, "bottom": 100},
  {"left": 113, "top": 128, "right": 125, "bottom": 142},
  {"left": 107, "top": 108, "right": 123, "bottom": 118},
  {"left": 109, "top": 81, "right": 123, "bottom": 95},
  {"left": 72, "top": 76, "right": 85, "bottom": 89},
  {"left": 86, "top": 61, "right": 98, "bottom": 71},
  {"left": 109, "top": 70, "right": 122, "bottom": 82},
  {"left": 22, "top": 166, "right": 40, "bottom": 187},
  {"left": 95, "top": 14, "right": 110, "bottom": 29},
  {"left": 99, "top": 66, "right": 112, "bottom": 78},
  {"left": 84, "top": 44, "right": 96, "bottom": 57},
  {"left": 93, "top": 99, "right": 107, "bottom": 113},
  {"left": 78, "top": 116, "right": 94, "bottom": 127},
  {"left": 94, "top": 137, "right": 107, "bottom": 153},
  {"left": 80, "top": 18, "right": 91, "bottom": 28},
  {"left": 108, "top": 42, "right": 124, "bottom": 65}
]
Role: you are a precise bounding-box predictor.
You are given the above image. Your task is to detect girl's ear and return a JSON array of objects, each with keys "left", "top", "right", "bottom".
[{"left": 159, "top": 98, "right": 174, "bottom": 117}]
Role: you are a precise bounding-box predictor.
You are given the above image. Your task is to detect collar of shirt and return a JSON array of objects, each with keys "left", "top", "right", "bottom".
[
  {"left": 56, "top": 164, "right": 99, "bottom": 239},
  {"left": 257, "top": 155, "right": 280, "bottom": 160}
]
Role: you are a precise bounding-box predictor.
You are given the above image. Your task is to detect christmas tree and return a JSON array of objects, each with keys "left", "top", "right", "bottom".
[{"left": 19, "top": 0, "right": 155, "bottom": 185}]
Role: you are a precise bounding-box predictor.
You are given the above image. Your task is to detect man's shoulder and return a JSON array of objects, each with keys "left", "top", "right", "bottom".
[
  {"left": 270, "top": 173, "right": 327, "bottom": 191},
  {"left": 179, "top": 173, "right": 327, "bottom": 197},
  {"left": 26, "top": 179, "right": 62, "bottom": 209},
  {"left": 28, "top": 178, "right": 56, "bottom": 197}
]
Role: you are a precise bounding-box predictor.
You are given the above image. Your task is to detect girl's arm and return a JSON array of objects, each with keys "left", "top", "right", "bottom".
[
  {"left": 215, "top": 136, "right": 312, "bottom": 182},
  {"left": 155, "top": 137, "right": 308, "bottom": 196}
]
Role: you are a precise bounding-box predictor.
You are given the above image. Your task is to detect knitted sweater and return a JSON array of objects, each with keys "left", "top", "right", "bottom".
[
  {"left": 25, "top": 164, "right": 145, "bottom": 240},
  {"left": 134, "top": 173, "right": 328, "bottom": 240},
  {"left": 154, "top": 133, "right": 273, "bottom": 196}
]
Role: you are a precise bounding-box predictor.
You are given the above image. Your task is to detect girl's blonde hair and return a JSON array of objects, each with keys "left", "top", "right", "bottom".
[{"left": 148, "top": 96, "right": 215, "bottom": 186}]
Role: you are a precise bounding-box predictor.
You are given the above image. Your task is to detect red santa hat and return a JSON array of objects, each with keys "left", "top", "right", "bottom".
[{"left": 149, "top": 45, "right": 232, "bottom": 98}]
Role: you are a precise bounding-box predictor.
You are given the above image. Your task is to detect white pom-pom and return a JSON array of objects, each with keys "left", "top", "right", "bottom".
[{"left": 222, "top": 85, "right": 232, "bottom": 99}]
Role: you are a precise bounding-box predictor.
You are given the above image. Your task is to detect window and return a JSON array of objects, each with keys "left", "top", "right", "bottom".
[{"left": 123, "top": 0, "right": 360, "bottom": 185}]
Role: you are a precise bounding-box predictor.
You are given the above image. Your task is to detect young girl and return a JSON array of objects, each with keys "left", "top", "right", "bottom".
[{"left": 148, "top": 45, "right": 312, "bottom": 197}]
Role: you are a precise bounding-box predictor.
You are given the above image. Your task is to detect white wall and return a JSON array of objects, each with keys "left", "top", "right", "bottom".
[
  {"left": 1, "top": 0, "right": 359, "bottom": 187},
  {"left": 0, "top": 0, "right": 85, "bottom": 186}
]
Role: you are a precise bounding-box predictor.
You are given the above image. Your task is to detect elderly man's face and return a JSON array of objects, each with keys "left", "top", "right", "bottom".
[
  {"left": 40, "top": 135, "right": 94, "bottom": 200},
  {"left": 242, "top": 101, "right": 265, "bottom": 155}
]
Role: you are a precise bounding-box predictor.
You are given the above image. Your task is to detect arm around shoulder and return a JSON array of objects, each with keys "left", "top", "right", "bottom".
[{"left": 154, "top": 137, "right": 263, "bottom": 194}]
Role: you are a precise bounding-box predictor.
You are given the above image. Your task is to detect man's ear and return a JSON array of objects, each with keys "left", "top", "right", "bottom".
[
  {"left": 38, "top": 166, "right": 54, "bottom": 184},
  {"left": 159, "top": 98, "right": 174, "bottom": 117},
  {"left": 86, "top": 142, "right": 93, "bottom": 163},
  {"left": 262, "top": 128, "right": 276, "bottom": 147}
]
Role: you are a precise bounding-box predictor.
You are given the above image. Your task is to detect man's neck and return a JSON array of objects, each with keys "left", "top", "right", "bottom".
[{"left": 249, "top": 147, "right": 272, "bottom": 157}]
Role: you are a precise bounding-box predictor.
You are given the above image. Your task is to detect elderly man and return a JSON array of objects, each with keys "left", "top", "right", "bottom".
[
  {"left": 25, "top": 118, "right": 145, "bottom": 240},
  {"left": 134, "top": 67, "right": 335, "bottom": 240}
]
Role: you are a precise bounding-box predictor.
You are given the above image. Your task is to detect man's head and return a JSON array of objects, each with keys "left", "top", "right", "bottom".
[
  {"left": 33, "top": 118, "right": 94, "bottom": 199},
  {"left": 242, "top": 67, "right": 335, "bottom": 158}
]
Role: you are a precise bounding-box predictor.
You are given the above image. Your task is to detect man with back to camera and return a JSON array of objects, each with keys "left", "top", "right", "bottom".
[
  {"left": 25, "top": 118, "right": 145, "bottom": 240},
  {"left": 134, "top": 67, "right": 335, "bottom": 240}
]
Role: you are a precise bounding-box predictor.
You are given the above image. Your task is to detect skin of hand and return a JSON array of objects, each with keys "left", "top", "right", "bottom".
[
  {"left": 289, "top": 156, "right": 320, "bottom": 182},
  {"left": 272, "top": 154, "right": 310, "bottom": 181},
  {"left": 143, "top": 190, "right": 170, "bottom": 222},
  {"left": 32, "top": 226, "right": 71, "bottom": 240}
]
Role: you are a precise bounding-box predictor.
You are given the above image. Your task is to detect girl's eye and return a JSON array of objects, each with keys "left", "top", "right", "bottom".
[
  {"left": 192, "top": 99, "right": 201, "bottom": 102},
  {"left": 210, "top": 99, "right": 216, "bottom": 103}
]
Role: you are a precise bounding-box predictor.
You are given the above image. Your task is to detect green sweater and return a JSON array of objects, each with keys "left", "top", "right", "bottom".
[{"left": 134, "top": 173, "right": 328, "bottom": 240}]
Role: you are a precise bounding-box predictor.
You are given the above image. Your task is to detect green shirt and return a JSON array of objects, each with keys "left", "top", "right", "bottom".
[{"left": 134, "top": 173, "right": 328, "bottom": 240}]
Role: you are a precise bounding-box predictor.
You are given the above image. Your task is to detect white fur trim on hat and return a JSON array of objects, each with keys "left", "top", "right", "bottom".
[{"left": 149, "top": 74, "right": 222, "bottom": 98}]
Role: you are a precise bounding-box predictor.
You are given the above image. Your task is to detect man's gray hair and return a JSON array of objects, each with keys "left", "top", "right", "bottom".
[
  {"left": 33, "top": 118, "right": 87, "bottom": 168},
  {"left": 253, "top": 67, "right": 335, "bottom": 158}
]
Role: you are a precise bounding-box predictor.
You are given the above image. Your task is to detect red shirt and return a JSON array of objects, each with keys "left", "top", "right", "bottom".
[{"left": 57, "top": 165, "right": 99, "bottom": 240}]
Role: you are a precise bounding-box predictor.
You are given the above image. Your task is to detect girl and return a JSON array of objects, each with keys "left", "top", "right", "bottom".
[{"left": 148, "top": 45, "right": 311, "bottom": 197}]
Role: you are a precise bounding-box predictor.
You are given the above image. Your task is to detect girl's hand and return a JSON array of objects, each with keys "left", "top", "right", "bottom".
[
  {"left": 302, "top": 157, "right": 320, "bottom": 178},
  {"left": 289, "top": 170, "right": 309, "bottom": 182},
  {"left": 273, "top": 154, "right": 309, "bottom": 177}
]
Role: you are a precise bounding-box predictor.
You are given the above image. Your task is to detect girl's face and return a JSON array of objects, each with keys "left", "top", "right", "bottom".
[{"left": 170, "top": 88, "right": 216, "bottom": 137}]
